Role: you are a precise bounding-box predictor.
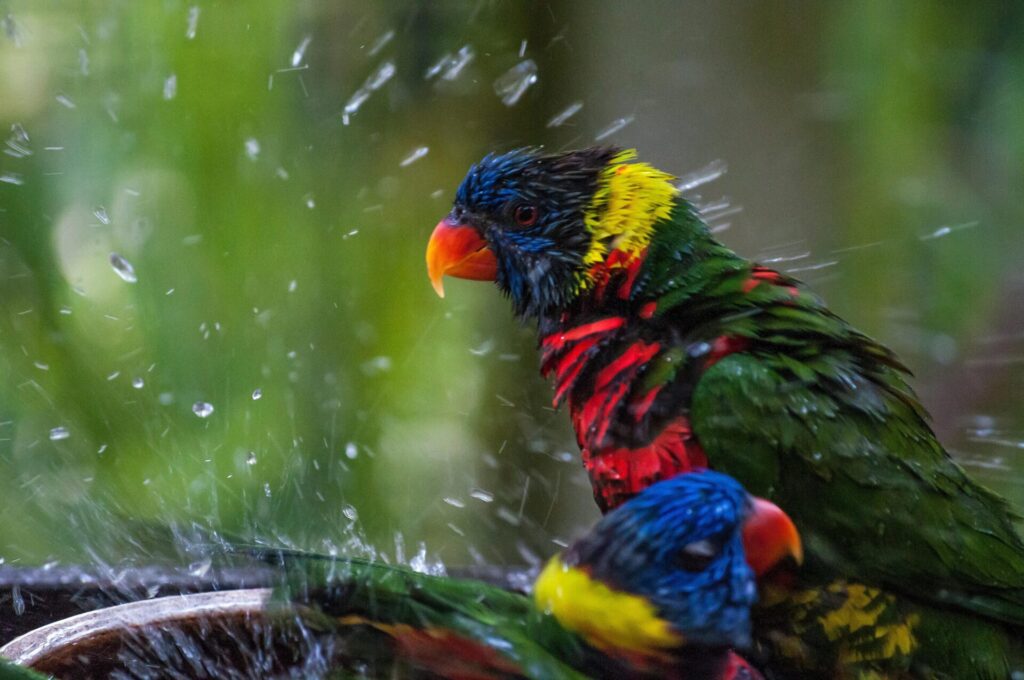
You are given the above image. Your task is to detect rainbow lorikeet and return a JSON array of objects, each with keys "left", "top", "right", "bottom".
[
  {"left": 277, "top": 471, "right": 801, "bottom": 679},
  {"left": 426, "top": 147, "right": 1024, "bottom": 677}
]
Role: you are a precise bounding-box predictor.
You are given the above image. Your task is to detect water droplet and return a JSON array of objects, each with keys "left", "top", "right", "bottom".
[
  {"left": 244, "top": 137, "right": 260, "bottom": 161},
  {"left": 345, "top": 442, "right": 358, "bottom": 459},
  {"left": 361, "top": 356, "right": 392, "bottom": 375},
  {"left": 188, "top": 558, "right": 212, "bottom": 577},
  {"left": 49, "top": 426, "right": 70, "bottom": 441},
  {"left": 251, "top": 388, "right": 262, "bottom": 400},
  {"left": 109, "top": 252, "right": 137, "bottom": 283},
  {"left": 342, "top": 504, "right": 359, "bottom": 521},
  {"left": 246, "top": 451, "right": 257, "bottom": 465},
  {"left": 0, "top": 173, "right": 24, "bottom": 185},
  {"left": 594, "top": 114, "right": 636, "bottom": 141},
  {"left": 97, "top": 443, "right": 108, "bottom": 454},
  {"left": 425, "top": 45, "right": 475, "bottom": 81},
  {"left": 163, "top": 73, "right": 177, "bottom": 100},
  {"left": 55, "top": 94, "right": 76, "bottom": 109},
  {"left": 547, "top": 101, "right": 583, "bottom": 127},
  {"left": 367, "top": 29, "right": 394, "bottom": 57},
  {"left": 11, "top": 585, "right": 24, "bottom": 616},
  {"left": 185, "top": 6, "right": 200, "bottom": 39},
  {"left": 290, "top": 35, "right": 312, "bottom": 67},
  {"left": 400, "top": 146, "right": 429, "bottom": 167},
  {"left": 93, "top": 206, "right": 110, "bottom": 224},
  {"left": 342, "top": 60, "right": 396, "bottom": 125},
  {"left": 676, "top": 159, "right": 728, "bottom": 192},
  {"left": 263, "top": 482, "right": 272, "bottom": 497},
  {"left": 443, "top": 497, "right": 465, "bottom": 508},
  {"left": 469, "top": 488, "right": 494, "bottom": 503},
  {"left": 288, "top": 279, "right": 298, "bottom": 292},
  {"left": 192, "top": 401, "right": 214, "bottom": 418},
  {"left": 493, "top": 59, "right": 537, "bottom": 106},
  {"left": 131, "top": 377, "right": 144, "bottom": 389},
  {"left": 469, "top": 339, "right": 494, "bottom": 356}
]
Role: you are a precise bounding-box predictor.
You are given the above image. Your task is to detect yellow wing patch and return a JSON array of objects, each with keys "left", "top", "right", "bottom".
[
  {"left": 533, "top": 556, "right": 683, "bottom": 656},
  {"left": 761, "top": 580, "right": 919, "bottom": 670},
  {"left": 577, "top": 149, "right": 678, "bottom": 290},
  {"left": 818, "top": 583, "right": 919, "bottom": 662}
]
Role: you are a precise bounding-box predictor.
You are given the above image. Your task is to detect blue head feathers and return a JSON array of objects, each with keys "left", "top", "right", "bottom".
[
  {"left": 450, "top": 147, "right": 618, "bottom": 318},
  {"left": 560, "top": 470, "right": 759, "bottom": 650}
]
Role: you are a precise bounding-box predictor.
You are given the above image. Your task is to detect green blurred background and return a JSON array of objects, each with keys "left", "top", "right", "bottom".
[{"left": 1, "top": 1, "right": 1023, "bottom": 569}]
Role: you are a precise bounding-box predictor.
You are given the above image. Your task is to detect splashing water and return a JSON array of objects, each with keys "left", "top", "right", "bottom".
[
  {"left": 163, "top": 74, "right": 177, "bottom": 100},
  {"left": 192, "top": 401, "right": 214, "bottom": 418},
  {"left": 594, "top": 114, "right": 635, "bottom": 141},
  {"left": 342, "top": 60, "right": 396, "bottom": 125},
  {"left": 185, "top": 6, "right": 199, "bottom": 39},
  {"left": 290, "top": 35, "right": 311, "bottom": 67},
  {"left": 49, "top": 426, "right": 70, "bottom": 441},
  {"left": 109, "top": 253, "right": 138, "bottom": 283},
  {"left": 493, "top": 59, "right": 537, "bottom": 106},
  {"left": 547, "top": 101, "right": 583, "bottom": 127},
  {"left": 399, "top": 146, "right": 429, "bottom": 167},
  {"left": 367, "top": 29, "right": 394, "bottom": 57},
  {"left": 244, "top": 138, "right": 260, "bottom": 161},
  {"left": 426, "top": 45, "right": 475, "bottom": 81},
  {"left": 676, "top": 159, "right": 728, "bottom": 192}
]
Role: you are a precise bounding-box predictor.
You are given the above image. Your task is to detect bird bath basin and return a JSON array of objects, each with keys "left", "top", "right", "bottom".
[{"left": 0, "top": 588, "right": 373, "bottom": 678}]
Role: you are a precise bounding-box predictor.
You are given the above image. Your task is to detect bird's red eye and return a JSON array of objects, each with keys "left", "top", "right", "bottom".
[{"left": 513, "top": 204, "right": 538, "bottom": 227}]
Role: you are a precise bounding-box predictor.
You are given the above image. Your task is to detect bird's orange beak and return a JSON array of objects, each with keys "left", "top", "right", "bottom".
[
  {"left": 426, "top": 219, "right": 498, "bottom": 297},
  {"left": 742, "top": 497, "right": 803, "bottom": 577}
]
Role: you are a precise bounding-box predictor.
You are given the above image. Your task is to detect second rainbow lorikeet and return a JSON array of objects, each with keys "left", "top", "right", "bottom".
[
  {"left": 276, "top": 471, "right": 800, "bottom": 679},
  {"left": 426, "top": 147, "right": 1024, "bottom": 677}
]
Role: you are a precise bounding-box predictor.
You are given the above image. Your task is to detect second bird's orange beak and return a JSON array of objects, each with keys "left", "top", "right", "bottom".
[
  {"left": 426, "top": 219, "right": 498, "bottom": 297},
  {"left": 742, "top": 497, "right": 803, "bottom": 577}
]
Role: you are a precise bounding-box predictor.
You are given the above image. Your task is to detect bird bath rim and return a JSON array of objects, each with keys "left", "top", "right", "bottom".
[{"left": 0, "top": 587, "right": 273, "bottom": 670}]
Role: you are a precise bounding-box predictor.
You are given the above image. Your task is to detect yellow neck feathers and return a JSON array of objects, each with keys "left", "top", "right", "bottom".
[
  {"left": 533, "top": 556, "right": 683, "bottom": 656},
  {"left": 577, "top": 149, "right": 678, "bottom": 289}
]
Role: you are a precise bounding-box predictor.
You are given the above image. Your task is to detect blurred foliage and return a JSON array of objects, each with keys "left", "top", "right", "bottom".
[{"left": 0, "top": 1, "right": 1022, "bottom": 568}]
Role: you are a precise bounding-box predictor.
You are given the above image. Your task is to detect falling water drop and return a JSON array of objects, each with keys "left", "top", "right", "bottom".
[
  {"left": 290, "top": 35, "right": 312, "bottom": 67},
  {"left": 192, "top": 401, "right": 214, "bottom": 418},
  {"left": 400, "top": 146, "right": 429, "bottom": 167},
  {"left": 185, "top": 6, "right": 199, "bottom": 39},
  {"left": 109, "top": 252, "right": 137, "bottom": 283},
  {"left": 470, "top": 488, "right": 494, "bottom": 503},
  {"left": 244, "top": 138, "right": 260, "bottom": 161},
  {"left": 49, "top": 426, "right": 70, "bottom": 441},
  {"left": 163, "top": 74, "right": 177, "bottom": 100},
  {"left": 251, "top": 388, "right": 262, "bottom": 400},
  {"left": 547, "top": 101, "right": 583, "bottom": 128},
  {"left": 493, "top": 59, "right": 537, "bottom": 106},
  {"left": 594, "top": 114, "right": 636, "bottom": 141}
]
